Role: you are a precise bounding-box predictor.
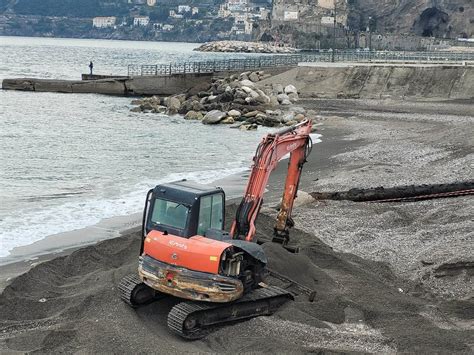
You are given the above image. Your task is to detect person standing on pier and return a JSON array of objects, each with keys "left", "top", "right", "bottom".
[{"left": 89, "top": 61, "right": 94, "bottom": 75}]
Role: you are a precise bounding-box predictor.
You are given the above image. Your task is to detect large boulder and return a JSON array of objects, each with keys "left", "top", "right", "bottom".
[
  {"left": 166, "top": 97, "right": 181, "bottom": 114},
  {"left": 269, "top": 95, "right": 280, "bottom": 106},
  {"left": 262, "top": 115, "right": 281, "bottom": 127},
  {"left": 184, "top": 110, "right": 203, "bottom": 120},
  {"left": 245, "top": 97, "right": 258, "bottom": 105},
  {"left": 208, "top": 95, "right": 218, "bottom": 103},
  {"left": 152, "top": 105, "right": 167, "bottom": 114},
  {"left": 234, "top": 89, "right": 248, "bottom": 99},
  {"left": 202, "top": 110, "right": 226, "bottom": 124},
  {"left": 221, "top": 117, "right": 235, "bottom": 124},
  {"left": 281, "top": 112, "right": 296, "bottom": 123},
  {"left": 229, "top": 80, "right": 242, "bottom": 89},
  {"left": 272, "top": 84, "right": 284, "bottom": 94},
  {"left": 217, "top": 91, "right": 234, "bottom": 103},
  {"left": 239, "top": 72, "right": 250, "bottom": 80},
  {"left": 284, "top": 85, "right": 298, "bottom": 94},
  {"left": 244, "top": 110, "right": 262, "bottom": 118},
  {"left": 197, "top": 91, "right": 210, "bottom": 98},
  {"left": 140, "top": 102, "right": 154, "bottom": 111},
  {"left": 248, "top": 72, "right": 260, "bottom": 82},
  {"left": 295, "top": 113, "right": 306, "bottom": 122},
  {"left": 277, "top": 93, "right": 291, "bottom": 105},
  {"left": 288, "top": 92, "right": 299, "bottom": 102},
  {"left": 240, "top": 79, "right": 255, "bottom": 88},
  {"left": 131, "top": 99, "right": 143, "bottom": 105},
  {"left": 191, "top": 100, "right": 205, "bottom": 111},
  {"left": 174, "top": 94, "right": 187, "bottom": 103},
  {"left": 188, "top": 82, "right": 212, "bottom": 96},
  {"left": 277, "top": 93, "right": 289, "bottom": 102},
  {"left": 254, "top": 89, "right": 271, "bottom": 104},
  {"left": 241, "top": 86, "right": 254, "bottom": 94},
  {"left": 227, "top": 109, "right": 241, "bottom": 118},
  {"left": 180, "top": 99, "right": 194, "bottom": 113},
  {"left": 229, "top": 121, "right": 244, "bottom": 129}
]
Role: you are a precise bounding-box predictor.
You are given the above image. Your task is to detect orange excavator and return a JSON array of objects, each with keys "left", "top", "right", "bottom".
[{"left": 119, "top": 119, "right": 313, "bottom": 338}]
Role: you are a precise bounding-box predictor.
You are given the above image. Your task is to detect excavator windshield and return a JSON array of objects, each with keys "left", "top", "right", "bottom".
[{"left": 150, "top": 198, "right": 189, "bottom": 230}]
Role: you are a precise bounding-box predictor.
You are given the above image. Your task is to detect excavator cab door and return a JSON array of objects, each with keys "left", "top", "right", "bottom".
[{"left": 196, "top": 193, "right": 225, "bottom": 237}]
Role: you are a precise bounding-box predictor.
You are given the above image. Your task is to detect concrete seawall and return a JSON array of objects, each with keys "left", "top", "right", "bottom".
[
  {"left": 1, "top": 73, "right": 214, "bottom": 96},
  {"left": 261, "top": 64, "right": 474, "bottom": 100}
]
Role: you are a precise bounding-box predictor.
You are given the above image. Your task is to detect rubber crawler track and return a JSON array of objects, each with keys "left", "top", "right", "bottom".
[
  {"left": 118, "top": 274, "right": 144, "bottom": 308},
  {"left": 118, "top": 274, "right": 164, "bottom": 308},
  {"left": 167, "top": 286, "right": 293, "bottom": 339}
]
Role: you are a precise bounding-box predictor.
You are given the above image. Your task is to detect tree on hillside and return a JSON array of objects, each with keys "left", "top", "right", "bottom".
[
  {"left": 13, "top": 0, "right": 130, "bottom": 18},
  {"left": 149, "top": 8, "right": 169, "bottom": 22}
]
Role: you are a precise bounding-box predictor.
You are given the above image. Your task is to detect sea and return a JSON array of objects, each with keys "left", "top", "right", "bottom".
[{"left": 0, "top": 36, "right": 282, "bottom": 260}]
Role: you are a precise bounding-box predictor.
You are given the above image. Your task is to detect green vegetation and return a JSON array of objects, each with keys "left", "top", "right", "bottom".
[{"left": 13, "top": 0, "right": 131, "bottom": 18}]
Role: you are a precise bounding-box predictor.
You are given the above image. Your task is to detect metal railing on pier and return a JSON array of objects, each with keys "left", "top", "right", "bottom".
[
  {"left": 127, "top": 55, "right": 301, "bottom": 76},
  {"left": 300, "top": 50, "right": 474, "bottom": 63},
  {"left": 127, "top": 50, "right": 474, "bottom": 77}
]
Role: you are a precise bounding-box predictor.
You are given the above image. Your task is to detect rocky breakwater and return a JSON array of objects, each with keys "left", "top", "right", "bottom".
[
  {"left": 130, "top": 70, "right": 316, "bottom": 131},
  {"left": 195, "top": 41, "right": 297, "bottom": 54}
]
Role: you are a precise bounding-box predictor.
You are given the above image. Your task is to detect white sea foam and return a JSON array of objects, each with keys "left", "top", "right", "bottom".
[{"left": 0, "top": 166, "right": 248, "bottom": 258}]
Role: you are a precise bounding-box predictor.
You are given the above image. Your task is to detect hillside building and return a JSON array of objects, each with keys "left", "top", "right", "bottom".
[
  {"left": 178, "top": 5, "right": 191, "bottom": 13},
  {"left": 92, "top": 17, "right": 116, "bottom": 28},
  {"left": 271, "top": 0, "right": 348, "bottom": 27},
  {"left": 133, "top": 16, "right": 150, "bottom": 26}
]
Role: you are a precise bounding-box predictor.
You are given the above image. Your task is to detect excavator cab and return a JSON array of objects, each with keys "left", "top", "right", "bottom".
[
  {"left": 142, "top": 180, "right": 226, "bottom": 243},
  {"left": 138, "top": 180, "right": 266, "bottom": 303}
]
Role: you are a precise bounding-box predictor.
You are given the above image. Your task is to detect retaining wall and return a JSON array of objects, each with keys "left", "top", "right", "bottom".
[{"left": 262, "top": 65, "right": 474, "bottom": 100}]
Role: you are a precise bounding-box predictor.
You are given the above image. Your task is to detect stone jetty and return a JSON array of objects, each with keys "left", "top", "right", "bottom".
[
  {"left": 129, "top": 70, "right": 315, "bottom": 131},
  {"left": 195, "top": 41, "right": 297, "bottom": 54}
]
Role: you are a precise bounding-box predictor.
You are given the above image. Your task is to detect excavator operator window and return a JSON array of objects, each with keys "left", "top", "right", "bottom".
[
  {"left": 197, "top": 193, "right": 224, "bottom": 236},
  {"left": 150, "top": 198, "right": 189, "bottom": 230}
]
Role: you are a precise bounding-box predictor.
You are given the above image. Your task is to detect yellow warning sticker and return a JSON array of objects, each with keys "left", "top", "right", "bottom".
[{"left": 209, "top": 256, "right": 218, "bottom": 262}]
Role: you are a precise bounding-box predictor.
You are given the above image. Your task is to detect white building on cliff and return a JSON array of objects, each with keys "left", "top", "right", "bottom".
[
  {"left": 92, "top": 17, "right": 116, "bottom": 28},
  {"left": 133, "top": 16, "right": 150, "bottom": 26}
]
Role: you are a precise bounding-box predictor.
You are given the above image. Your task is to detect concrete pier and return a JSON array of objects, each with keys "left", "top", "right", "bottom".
[{"left": 1, "top": 73, "right": 214, "bottom": 96}]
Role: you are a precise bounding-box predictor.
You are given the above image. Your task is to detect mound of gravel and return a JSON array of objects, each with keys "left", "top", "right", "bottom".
[{"left": 0, "top": 206, "right": 471, "bottom": 353}]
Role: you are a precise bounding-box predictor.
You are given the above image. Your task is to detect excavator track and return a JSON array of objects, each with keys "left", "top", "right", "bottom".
[
  {"left": 167, "top": 285, "right": 293, "bottom": 339},
  {"left": 118, "top": 274, "right": 165, "bottom": 308}
]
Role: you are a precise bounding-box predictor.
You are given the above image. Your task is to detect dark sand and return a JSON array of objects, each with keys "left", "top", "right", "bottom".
[{"left": 1, "top": 99, "right": 472, "bottom": 353}]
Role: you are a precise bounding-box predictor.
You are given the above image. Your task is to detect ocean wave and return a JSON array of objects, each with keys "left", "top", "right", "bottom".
[{"left": 0, "top": 166, "right": 248, "bottom": 258}]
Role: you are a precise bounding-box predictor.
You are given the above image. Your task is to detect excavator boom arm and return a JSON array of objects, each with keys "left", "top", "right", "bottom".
[{"left": 231, "top": 119, "right": 313, "bottom": 244}]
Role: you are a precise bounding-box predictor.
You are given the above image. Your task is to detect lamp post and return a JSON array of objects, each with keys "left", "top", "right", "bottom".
[
  {"left": 367, "top": 16, "right": 372, "bottom": 51},
  {"left": 332, "top": 1, "right": 337, "bottom": 62}
]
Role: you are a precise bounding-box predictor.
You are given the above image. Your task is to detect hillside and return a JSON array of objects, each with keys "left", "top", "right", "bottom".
[
  {"left": 349, "top": 0, "right": 473, "bottom": 38},
  {"left": 0, "top": 0, "right": 472, "bottom": 43}
]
